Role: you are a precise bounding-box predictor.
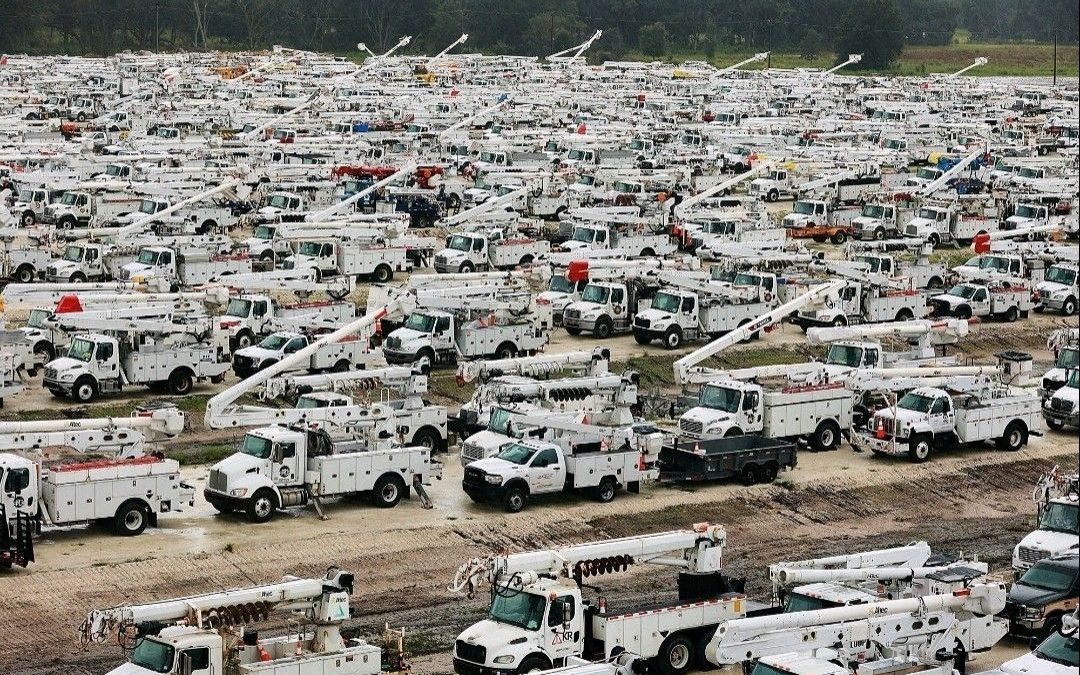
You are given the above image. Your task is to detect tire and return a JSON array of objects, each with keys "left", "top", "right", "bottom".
[
  {"left": 927, "top": 276, "right": 944, "bottom": 290},
  {"left": 831, "top": 230, "right": 847, "bottom": 244},
  {"left": 1046, "top": 418, "right": 1065, "bottom": 431},
  {"left": 259, "top": 249, "right": 275, "bottom": 262},
  {"left": 372, "top": 474, "right": 406, "bottom": 508},
  {"left": 332, "top": 359, "right": 350, "bottom": 373},
  {"left": 740, "top": 464, "right": 759, "bottom": 486},
  {"left": 458, "top": 262, "right": 475, "bottom": 273},
  {"left": 70, "top": 272, "right": 87, "bottom": 283},
  {"left": 73, "top": 377, "right": 98, "bottom": 403},
  {"left": 59, "top": 216, "right": 77, "bottom": 230},
  {"left": 495, "top": 342, "right": 517, "bottom": 360},
  {"left": 33, "top": 341, "right": 55, "bottom": 364},
  {"left": 503, "top": 485, "right": 528, "bottom": 513},
  {"left": 928, "top": 233, "right": 940, "bottom": 247},
  {"left": 811, "top": 420, "right": 841, "bottom": 451},
  {"left": 519, "top": 255, "right": 534, "bottom": 267},
  {"left": 373, "top": 264, "right": 393, "bottom": 283},
  {"left": 812, "top": 235, "right": 827, "bottom": 243},
  {"left": 113, "top": 501, "right": 149, "bottom": 536},
  {"left": 997, "top": 421, "right": 1027, "bottom": 451},
  {"left": 762, "top": 461, "right": 779, "bottom": 483},
  {"left": 873, "top": 227, "right": 885, "bottom": 241},
  {"left": 15, "top": 265, "right": 34, "bottom": 283},
  {"left": 654, "top": 634, "right": 694, "bottom": 675},
  {"left": 640, "top": 247, "right": 655, "bottom": 257},
  {"left": 831, "top": 315, "right": 848, "bottom": 328},
  {"left": 20, "top": 211, "right": 35, "bottom": 227},
  {"left": 565, "top": 326, "right": 581, "bottom": 336},
  {"left": 594, "top": 317, "right": 613, "bottom": 339},
  {"left": 908, "top": 436, "right": 932, "bottom": 463},
  {"left": 767, "top": 189, "right": 779, "bottom": 202},
  {"left": 663, "top": 326, "right": 683, "bottom": 349},
  {"left": 167, "top": 369, "right": 194, "bottom": 395},
  {"left": 595, "top": 477, "right": 617, "bottom": 503},
  {"left": 77, "top": 111, "right": 86, "bottom": 122},
  {"left": 417, "top": 348, "right": 437, "bottom": 373},
  {"left": 1004, "top": 306, "right": 1019, "bottom": 322},
  {"left": 236, "top": 330, "right": 255, "bottom": 350},
  {"left": 517, "top": 656, "right": 550, "bottom": 674},
  {"left": 199, "top": 220, "right": 217, "bottom": 235},
  {"left": 411, "top": 426, "right": 442, "bottom": 453},
  {"left": 245, "top": 489, "right": 277, "bottom": 523},
  {"left": 634, "top": 333, "right": 651, "bottom": 345},
  {"left": 955, "top": 305, "right": 972, "bottom": 320},
  {"left": 895, "top": 308, "right": 914, "bottom": 322},
  {"left": 1063, "top": 297, "right": 1077, "bottom": 315}
]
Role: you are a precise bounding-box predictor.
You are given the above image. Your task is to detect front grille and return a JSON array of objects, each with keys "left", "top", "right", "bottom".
[
  {"left": 384, "top": 336, "right": 401, "bottom": 349},
  {"left": 233, "top": 355, "right": 252, "bottom": 369},
  {"left": 563, "top": 309, "right": 580, "bottom": 320},
  {"left": 461, "top": 442, "right": 485, "bottom": 463},
  {"left": 44, "top": 367, "right": 57, "bottom": 380},
  {"left": 207, "top": 469, "right": 228, "bottom": 492},
  {"left": 1017, "top": 546, "right": 1049, "bottom": 566},
  {"left": 634, "top": 316, "right": 651, "bottom": 329},
  {"left": 435, "top": 255, "right": 447, "bottom": 266},
  {"left": 679, "top": 418, "right": 703, "bottom": 436},
  {"left": 1050, "top": 397, "right": 1074, "bottom": 413},
  {"left": 455, "top": 640, "right": 486, "bottom": 664},
  {"left": 462, "top": 467, "right": 487, "bottom": 487}
]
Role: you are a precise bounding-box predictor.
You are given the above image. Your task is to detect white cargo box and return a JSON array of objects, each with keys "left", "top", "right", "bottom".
[
  {"left": 566, "top": 450, "right": 655, "bottom": 489},
  {"left": 41, "top": 456, "right": 191, "bottom": 524},
  {"left": 593, "top": 595, "right": 746, "bottom": 657},
  {"left": 239, "top": 642, "right": 381, "bottom": 675},
  {"left": 955, "top": 394, "right": 1043, "bottom": 442},
  {"left": 307, "top": 447, "right": 438, "bottom": 497},
  {"left": 762, "top": 383, "right": 853, "bottom": 437},
  {"left": 454, "top": 322, "right": 549, "bottom": 358}
]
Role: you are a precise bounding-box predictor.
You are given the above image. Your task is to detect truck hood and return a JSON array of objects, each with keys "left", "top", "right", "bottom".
[
  {"left": 999, "top": 652, "right": 1073, "bottom": 675},
  {"left": 783, "top": 213, "right": 811, "bottom": 227},
  {"left": 468, "top": 457, "right": 528, "bottom": 479},
  {"left": 1008, "top": 581, "right": 1067, "bottom": 608},
  {"left": 852, "top": 216, "right": 881, "bottom": 227},
  {"left": 235, "top": 345, "right": 279, "bottom": 361},
  {"left": 681, "top": 406, "right": 732, "bottom": 431},
  {"left": 105, "top": 663, "right": 163, "bottom": 675},
  {"left": 436, "top": 248, "right": 467, "bottom": 261},
  {"left": 385, "top": 327, "right": 429, "bottom": 349},
  {"left": 1005, "top": 215, "right": 1036, "bottom": 228},
  {"left": 242, "top": 236, "right": 270, "bottom": 248},
  {"left": 45, "top": 357, "right": 85, "bottom": 373},
  {"left": 121, "top": 261, "right": 156, "bottom": 275},
  {"left": 1036, "top": 280, "right": 1072, "bottom": 296},
  {"left": 559, "top": 240, "right": 589, "bottom": 251},
  {"left": 564, "top": 301, "right": 603, "bottom": 316},
  {"left": 636, "top": 308, "right": 675, "bottom": 324},
  {"left": 536, "top": 290, "right": 572, "bottom": 309},
  {"left": 456, "top": 619, "right": 534, "bottom": 661},
  {"left": 1016, "top": 529, "right": 1080, "bottom": 557},
  {"left": 1050, "top": 387, "right": 1079, "bottom": 409},
  {"left": 929, "top": 292, "right": 962, "bottom": 308},
  {"left": 464, "top": 430, "right": 512, "bottom": 455},
  {"left": 48, "top": 259, "right": 80, "bottom": 273},
  {"left": 210, "top": 451, "right": 268, "bottom": 478},
  {"left": 258, "top": 206, "right": 283, "bottom": 216}
]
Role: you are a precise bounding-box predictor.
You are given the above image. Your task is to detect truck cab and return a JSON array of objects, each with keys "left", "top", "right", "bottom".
[
  {"left": 45, "top": 191, "right": 92, "bottom": 227},
  {"left": 749, "top": 168, "right": 791, "bottom": 202},
  {"left": 119, "top": 625, "right": 224, "bottom": 675},
  {"left": 464, "top": 440, "right": 573, "bottom": 510},
  {"left": 1034, "top": 264, "right": 1079, "bottom": 315},
  {"left": 121, "top": 246, "right": 176, "bottom": 284},
  {"left": 258, "top": 192, "right": 306, "bottom": 218},
  {"left": 903, "top": 205, "right": 955, "bottom": 244},
  {"left": 11, "top": 187, "right": 53, "bottom": 226},
  {"left": 1005, "top": 203, "right": 1051, "bottom": 230},
  {"left": 782, "top": 200, "right": 829, "bottom": 229},
  {"left": 537, "top": 273, "right": 587, "bottom": 321},
  {"left": 382, "top": 311, "right": 454, "bottom": 368},
  {"left": 0, "top": 453, "right": 36, "bottom": 531},
  {"left": 114, "top": 197, "right": 168, "bottom": 225},
  {"left": 1041, "top": 343, "right": 1079, "bottom": 400},
  {"left": 46, "top": 243, "right": 107, "bottom": 282},
  {"left": 289, "top": 240, "right": 340, "bottom": 278},
  {"left": 952, "top": 253, "right": 1025, "bottom": 281},
  {"left": 241, "top": 223, "right": 290, "bottom": 261},
  {"left": 680, "top": 380, "right": 767, "bottom": 439},
  {"left": 43, "top": 333, "right": 121, "bottom": 401},
  {"left": 232, "top": 331, "right": 307, "bottom": 378},
  {"left": 851, "top": 203, "right": 898, "bottom": 241},
  {"left": 997, "top": 622, "right": 1079, "bottom": 675},
  {"left": 562, "top": 281, "right": 635, "bottom": 338},
  {"left": 1014, "top": 496, "right": 1080, "bottom": 576},
  {"left": 561, "top": 224, "right": 610, "bottom": 252},
  {"left": 1005, "top": 554, "right": 1079, "bottom": 641},
  {"left": 435, "top": 232, "right": 493, "bottom": 273},
  {"left": 217, "top": 295, "right": 273, "bottom": 350},
  {"left": 905, "top": 166, "right": 944, "bottom": 188},
  {"left": 1044, "top": 369, "right": 1079, "bottom": 431}
]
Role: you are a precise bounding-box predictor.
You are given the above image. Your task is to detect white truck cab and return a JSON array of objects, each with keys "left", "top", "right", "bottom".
[
  {"left": 1034, "top": 263, "right": 1079, "bottom": 315},
  {"left": 1013, "top": 490, "right": 1080, "bottom": 575},
  {"left": 996, "top": 623, "right": 1079, "bottom": 675},
  {"left": 1044, "top": 369, "right": 1079, "bottom": 431}
]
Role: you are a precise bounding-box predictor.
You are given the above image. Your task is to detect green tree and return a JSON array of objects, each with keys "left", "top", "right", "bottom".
[
  {"left": 799, "top": 27, "right": 823, "bottom": 60},
  {"left": 834, "top": 0, "right": 904, "bottom": 69},
  {"left": 523, "top": 11, "right": 587, "bottom": 57},
  {"left": 638, "top": 22, "right": 668, "bottom": 57}
]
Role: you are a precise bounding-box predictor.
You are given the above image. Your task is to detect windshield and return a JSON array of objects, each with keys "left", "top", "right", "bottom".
[
  {"left": 704, "top": 221, "right": 734, "bottom": 235},
  {"left": 403, "top": 313, "right": 436, "bottom": 332},
  {"left": 916, "top": 168, "right": 940, "bottom": 180},
  {"left": 136, "top": 250, "right": 159, "bottom": 265},
  {"left": 268, "top": 194, "right": 289, "bottom": 208},
  {"left": 861, "top": 204, "right": 886, "bottom": 218},
  {"left": 62, "top": 246, "right": 83, "bottom": 262},
  {"left": 580, "top": 285, "right": 609, "bottom": 304},
  {"left": 27, "top": 308, "right": 51, "bottom": 328},
  {"left": 572, "top": 227, "right": 597, "bottom": 243},
  {"left": 138, "top": 199, "right": 159, "bottom": 214},
  {"left": 784, "top": 592, "right": 841, "bottom": 613},
  {"left": 61, "top": 192, "right": 78, "bottom": 206},
  {"left": 258, "top": 334, "right": 290, "bottom": 350},
  {"left": 947, "top": 284, "right": 978, "bottom": 299},
  {"left": 1018, "top": 168, "right": 1040, "bottom": 178},
  {"left": 489, "top": 591, "right": 546, "bottom": 630},
  {"left": 576, "top": 175, "right": 595, "bottom": 186},
  {"left": 1068, "top": 370, "right": 1079, "bottom": 388},
  {"left": 448, "top": 235, "right": 473, "bottom": 251},
  {"left": 68, "top": 338, "right": 95, "bottom": 362},
  {"left": 298, "top": 241, "right": 323, "bottom": 256},
  {"left": 1046, "top": 266, "right": 1078, "bottom": 285},
  {"left": 1040, "top": 502, "right": 1080, "bottom": 535},
  {"left": 479, "top": 151, "right": 500, "bottom": 163},
  {"left": 488, "top": 407, "right": 514, "bottom": 434},
  {"left": 106, "top": 165, "right": 124, "bottom": 177},
  {"left": 1019, "top": 561, "right": 1077, "bottom": 592},
  {"left": 652, "top": 292, "right": 682, "bottom": 313},
  {"left": 296, "top": 396, "right": 329, "bottom": 409},
  {"left": 548, "top": 276, "right": 575, "bottom": 294},
  {"left": 253, "top": 225, "right": 275, "bottom": 239},
  {"left": 978, "top": 256, "right": 1010, "bottom": 271},
  {"left": 855, "top": 256, "right": 883, "bottom": 274},
  {"left": 240, "top": 433, "right": 272, "bottom": 459},
  {"left": 1016, "top": 205, "right": 1042, "bottom": 218},
  {"left": 1034, "top": 629, "right": 1080, "bottom": 668},
  {"left": 917, "top": 208, "right": 944, "bottom": 220},
  {"left": 130, "top": 638, "right": 174, "bottom": 673},
  {"left": 567, "top": 149, "right": 587, "bottom": 161},
  {"left": 1057, "top": 348, "right": 1079, "bottom": 370},
  {"left": 613, "top": 181, "right": 638, "bottom": 193},
  {"left": 17, "top": 189, "right": 33, "bottom": 202},
  {"left": 496, "top": 443, "right": 537, "bottom": 465},
  {"left": 751, "top": 664, "right": 800, "bottom": 675},
  {"left": 825, "top": 344, "right": 864, "bottom": 368},
  {"left": 733, "top": 273, "right": 761, "bottom": 288},
  {"left": 629, "top": 139, "right": 645, "bottom": 150},
  {"left": 793, "top": 201, "right": 816, "bottom": 215},
  {"left": 226, "top": 298, "right": 251, "bottom": 318},
  {"left": 698, "top": 384, "right": 742, "bottom": 413},
  {"left": 898, "top": 392, "right": 936, "bottom": 413}
]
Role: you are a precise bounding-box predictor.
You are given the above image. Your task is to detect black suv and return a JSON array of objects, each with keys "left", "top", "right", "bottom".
[{"left": 1005, "top": 554, "right": 1080, "bottom": 641}]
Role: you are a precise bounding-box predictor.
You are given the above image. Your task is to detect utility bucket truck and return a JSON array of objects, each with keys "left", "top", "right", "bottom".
[
  {"left": 1012, "top": 468, "right": 1079, "bottom": 576},
  {"left": 80, "top": 568, "right": 393, "bottom": 675},
  {"left": 434, "top": 228, "right": 550, "bottom": 273},
  {"left": 450, "top": 524, "right": 754, "bottom": 675}
]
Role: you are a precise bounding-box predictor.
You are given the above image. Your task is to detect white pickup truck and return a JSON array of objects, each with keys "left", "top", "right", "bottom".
[
  {"left": 461, "top": 438, "right": 656, "bottom": 512},
  {"left": 930, "top": 281, "right": 1033, "bottom": 322},
  {"left": 231, "top": 331, "right": 382, "bottom": 378}
]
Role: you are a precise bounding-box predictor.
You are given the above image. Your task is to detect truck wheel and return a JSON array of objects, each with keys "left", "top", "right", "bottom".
[
  {"left": 1046, "top": 417, "right": 1065, "bottom": 431},
  {"left": 517, "top": 656, "right": 550, "bottom": 674},
  {"left": 908, "top": 436, "right": 932, "bottom": 463},
  {"left": 640, "top": 247, "right": 655, "bottom": 257},
  {"left": 33, "top": 341, "right": 55, "bottom": 364},
  {"left": 113, "top": 500, "right": 149, "bottom": 536},
  {"left": 767, "top": 188, "right": 779, "bottom": 202},
  {"left": 246, "top": 489, "right": 277, "bottom": 523},
  {"left": 1004, "top": 306, "right": 1019, "bottom": 322},
  {"left": 417, "top": 348, "right": 437, "bottom": 374},
  {"left": 740, "top": 464, "right": 760, "bottom": 486},
  {"left": 168, "top": 369, "right": 194, "bottom": 395},
  {"left": 73, "top": 377, "right": 98, "bottom": 403},
  {"left": 812, "top": 235, "right": 828, "bottom": 243},
  {"left": 895, "top": 308, "right": 914, "bottom": 322},
  {"left": 411, "top": 427, "right": 443, "bottom": 453},
  {"left": 654, "top": 633, "right": 694, "bottom": 675},
  {"left": 830, "top": 231, "right": 847, "bottom": 244},
  {"left": 873, "top": 227, "right": 885, "bottom": 241},
  {"left": 997, "top": 421, "right": 1028, "bottom": 451},
  {"left": 595, "top": 477, "right": 617, "bottom": 503},
  {"left": 236, "top": 330, "right": 255, "bottom": 350},
  {"left": 259, "top": 249, "right": 275, "bottom": 262},
  {"left": 831, "top": 315, "right": 848, "bottom": 327},
  {"left": 199, "top": 219, "right": 217, "bottom": 235},
  {"left": 69, "top": 272, "right": 87, "bottom": 283},
  {"left": 21, "top": 211, "right": 36, "bottom": 227},
  {"left": 955, "top": 305, "right": 972, "bottom": 320},
  {"left": 634, "top": 332, "right": 651, "bottom": 345},
  {"left": 762, "top": 461, "right": 779, "bottom": 483},
  {"left": 565, "top": 326, "right": 582, "bottom": 336},
  {"left": 14, "top": 265, "right": 34, "bottom": 283},
  {"left": 373, "top": 264, "right": 393, "bottom": 283},
  {"left": 1063, "top": 297, "right": 1078, "bottom": 315},
  {"left": 331, "top": 359, "right": 350, "bottom": 373},
  {"left": 663, "top": 327, "right": 682, "bottom": 349},
  {"left": 927, "top": 233, "right": 940, "bottom": 247},
  {"left": 811, "top": 420, "right": 841, "bottom": 451},
  {"left": 495, "top": 342, "right": 517, "bottom": 359},
  {"left": 502, "top": 485, "right": 528, "bottom": 513},
  {"left": 927, "top": 276, "right": 944, "bottom": 290},
  {"left": 59, "top": 216, "right": 77, "bottom": 230},
  {"left": 518, "top": 255, "right": 534, "bottom": 267},
  {"left": 594, "top": 317, "right": 613, "bottom": 339},
  {"left": 458, "top": 262, "right": 475, "bottom": 273},
  {"left": 372, "top": 474, "right": 406, "bottom": 508}
]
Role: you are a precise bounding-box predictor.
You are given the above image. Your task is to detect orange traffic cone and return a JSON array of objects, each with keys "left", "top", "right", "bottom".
[
  {"left": 874, "top": 417, "right": 886, "bottom": 440},
  {"left": 258, "top": 643, "right": 271, "bottom": 662}
]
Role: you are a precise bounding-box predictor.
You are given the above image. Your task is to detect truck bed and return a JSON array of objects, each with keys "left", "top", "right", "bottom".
[
  {"left": 658, "top": 436, "right": 797, "bottom": 482},
  {"left": 308, "top": 447, "right": 440, "bottom": 497},
  {"left": 41, "top": 456, "right": 192, "bottom": 524}
]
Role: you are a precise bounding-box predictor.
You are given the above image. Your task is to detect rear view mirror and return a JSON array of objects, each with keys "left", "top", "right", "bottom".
[{"left": 178, "top": 653, "right": 193, "bottom": 675}]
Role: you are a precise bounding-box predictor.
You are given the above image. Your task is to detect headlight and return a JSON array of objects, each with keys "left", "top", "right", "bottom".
[
  {"left": 230, "top": 488, "right": 248, "bottom": 497},
  {"left": 1021, "top": 606, "right": 1044, "bottom": 619},
  {"left": 493, "top": 656, "right": 516, "bottom": 665},
  {"left": 60, "top": 372, "right": 77, "bottom": 381},
  {"left": 484, "top": 474, "right": 503, "bottom": 485}
]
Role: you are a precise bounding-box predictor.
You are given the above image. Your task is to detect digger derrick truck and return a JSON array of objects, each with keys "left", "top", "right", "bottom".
[
  {"left": 79, "top": 568, "right": 393, "bottom": 675},
  {"left": 1013, "top": 467, "right": 1080, "bottom": 576},
  {"left": 450, "top": 524, "right": 754, "bottom": 675}
]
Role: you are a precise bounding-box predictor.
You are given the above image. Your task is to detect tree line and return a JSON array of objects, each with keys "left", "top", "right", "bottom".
[{"left": 0, "top": 0, "right": 1075, "bottom": 69}]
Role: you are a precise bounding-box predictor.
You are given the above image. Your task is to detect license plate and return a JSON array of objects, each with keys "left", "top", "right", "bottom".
[{"left": 1052, "top": 418, "right": 1063, "bottom": 426}]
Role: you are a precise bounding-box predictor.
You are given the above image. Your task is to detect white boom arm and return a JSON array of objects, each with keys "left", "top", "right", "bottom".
[
  {"left": 946, "top": 57, "right": 987, "bottom": 78},
  {"left": 307, "top": 163, "right": 416, "bottom": 221},
  {"left": 674, "top": 166, "right": 765, "bottom": 218},
  {"left": 769, "top": 542, "right": 931, "bottom": 577},
  {"left": 205, "top": 295, "right": 414, "bottom": 428},
  {"left": 806, "top": 319, "right": 969, "bottom": 346},
  {"left": 708, "top": 583, "right": 1007, "bottom": 667},
  {"left": 438, "top": 96, "right": 510, "bottom": 140},
  {"left": 773, "top": 565, "right": 982, "bottom": 587},
  {"left": 917, "top": 147, "right": 985, "bottom": 196},
  {"left": 357, "top": 35, "right": 411, "bottom": 60},
  {"left": 0, "top": 405, "right": 184, "bottom": 458},
  {"left": 548, "top": 30, "right": 603, "bottom": 61},
  {"left": 262, "top": 365, "right": 425, "bottom": 400},
  {"left": 240, "top": 94, "right": 323, "bottom": 141},
  {"left": 450, "top": 524, "right": 726, "bottom": 595},
  {"left": 674, "top": 281, "right": 845, "bottom": 385},
  {"left": 116, "top": 179, "right": 241, "bottom": 239},
  {"left": 457, "top": 348, "right": 610, "bottom": 384},
  {"left": 80, "top": 568, "right": 354, "bottom": 645},
  {"left": 430, "top": 34, "right": 469, "bottom": 64},
  {"left": 822, "top": 53, "right": 862, "bottom": 76},
  {"left": 441, "top": 185, "right": 529, "bottom": 227},
  {"left": 718, "top": 52, "right": 769, "bottom": 74}
]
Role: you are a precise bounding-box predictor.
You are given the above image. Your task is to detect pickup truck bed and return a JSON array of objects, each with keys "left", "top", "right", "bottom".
[{"left": 658, "top": 436, "right": 797, "bottom": 484}]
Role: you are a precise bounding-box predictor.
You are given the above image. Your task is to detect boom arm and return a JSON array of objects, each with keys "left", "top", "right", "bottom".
[{"left": 456, "top": 348, "right": 610, "bottom": 384}]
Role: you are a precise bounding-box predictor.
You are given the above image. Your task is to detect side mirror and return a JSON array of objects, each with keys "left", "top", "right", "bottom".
[
  {"left": 549, "top": 599, "right": 565, "bottom": 625},
  {"left": 178, "top": 652, "right": 193, "bottom": 675},
  {"left": 271, "top": 446, "right": 283, "bottom": 463}
]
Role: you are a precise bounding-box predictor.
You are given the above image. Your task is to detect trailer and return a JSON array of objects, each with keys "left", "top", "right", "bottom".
[{"left": 658, "top": 435, "right": 797, "bottom": 485}]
